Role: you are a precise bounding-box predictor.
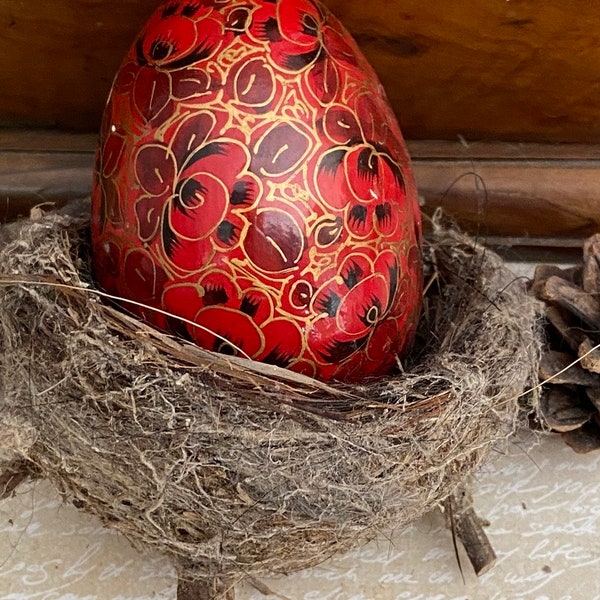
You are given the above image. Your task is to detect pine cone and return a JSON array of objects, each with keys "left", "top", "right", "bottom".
[{"left": 530, "top": 234, "right": 600, "bottom": 453}]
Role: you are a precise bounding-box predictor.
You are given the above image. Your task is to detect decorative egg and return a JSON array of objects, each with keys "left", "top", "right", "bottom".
[{"left": 91, "top": 0, "right": 423, "bottom": 383}]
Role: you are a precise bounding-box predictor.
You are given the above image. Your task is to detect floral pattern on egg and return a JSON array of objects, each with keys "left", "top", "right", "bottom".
[{"left": 91, "top": 0, "right": 422, "bottom": 382}]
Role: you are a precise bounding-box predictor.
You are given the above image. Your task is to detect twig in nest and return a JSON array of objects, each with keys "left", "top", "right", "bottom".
[
  {"left": 177, "top": 578, "right": 235, "bottom": 600},
  {"left": 247, "top": 576, "right": 293, "bottom": 600},
  {"left": 444, "top": 486, "right": 497, "bottom": 577}
]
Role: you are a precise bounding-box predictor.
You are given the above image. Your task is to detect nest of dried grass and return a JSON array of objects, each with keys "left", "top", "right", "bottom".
[{"left": 0, "top": 200, "right": 538, "bottom": 595}]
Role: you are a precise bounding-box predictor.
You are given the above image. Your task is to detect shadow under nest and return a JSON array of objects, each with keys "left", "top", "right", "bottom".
[{"left": 0, "top": 200, "right": 539, "bottom": 595}]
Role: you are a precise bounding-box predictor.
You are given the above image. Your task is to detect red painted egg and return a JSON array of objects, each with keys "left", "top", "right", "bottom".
[{"left": 91, "top": 0, "right": 423, "bottom": 382}]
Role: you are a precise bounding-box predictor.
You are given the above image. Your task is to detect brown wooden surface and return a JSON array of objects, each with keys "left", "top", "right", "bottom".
[
  {"left": 2, "top": 1, "right": 600, "bottom": 142},
  {"left": 0, "top": 0, "right": 159, "bottom": 131},
  {"left": 411, "top": 141, "right": 600, "bottom": 239},
  {"left": 0, "top": 130, "right": 95, "bottom": 222},
  {"left": 2, "top": 130, "right": 600, "bottom": 247}
]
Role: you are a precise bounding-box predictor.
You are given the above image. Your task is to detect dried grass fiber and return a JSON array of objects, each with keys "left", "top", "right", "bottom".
[{"left": 0, "top": 200, "right": 539, "bottom": 590}]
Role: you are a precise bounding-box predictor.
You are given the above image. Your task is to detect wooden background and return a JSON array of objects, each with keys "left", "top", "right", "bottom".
[
  {"left": 2, "top": 0, "right": 600, "bottom": 248},
  {"left": 2, "top": 0, "right": 600, "bottom": 141}
]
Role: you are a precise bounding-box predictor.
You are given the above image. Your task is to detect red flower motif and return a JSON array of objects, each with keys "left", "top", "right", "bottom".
[
  {"left": 307, "top": 250, "right": 400, "bottom": 369},
  {"left": 162, "top": 270, "right": 303, "bottom": 366},
  {"left": 133, "top": 111, "right": 262, "bottom": 272},
  {"left": 322, "top": 92, "right": 410, "bottom": 159},
  {"left": 249, "top": 0, "right": 321, "bottom": 69},
  {"left": 136, "top": 1, "right": 224, "bottom": 70},
  {"left": 315, "top": 142, "right": 406, "bottom": 239},
  {"left": 105, "top": 3, "right": 225, "bottom": 128},
  {"left": 248, "top": 0, "right": 357, "bottom": 104},
  {"left": 107, "top": 56, "right": 221, "bottom": 131}
]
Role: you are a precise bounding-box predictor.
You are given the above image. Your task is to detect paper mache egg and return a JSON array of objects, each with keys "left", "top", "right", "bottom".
[{"left": 90, "top": 0, "right": 423, "bottom": 383}]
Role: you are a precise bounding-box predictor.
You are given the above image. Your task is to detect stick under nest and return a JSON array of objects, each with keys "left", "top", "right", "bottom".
[{"left": 0, "top": 200, "right": 539, "bottom": 591}]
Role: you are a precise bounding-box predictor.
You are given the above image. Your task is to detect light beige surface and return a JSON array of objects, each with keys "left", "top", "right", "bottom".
[{"left": 1, "top": 431, "right": 599, "bottom": 600}]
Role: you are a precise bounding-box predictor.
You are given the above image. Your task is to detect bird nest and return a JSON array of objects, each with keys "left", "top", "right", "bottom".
[{"left": 0, "top": 200, "right": 538, "bottom": 597}]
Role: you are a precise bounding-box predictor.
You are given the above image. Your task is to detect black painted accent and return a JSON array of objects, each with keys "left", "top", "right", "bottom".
[
  {"left": 319, "top": 148, "right": 346, "bottom": 176},
  {"left": 181, "top": 2, "right": 202, "bottom": 18},
  {"left": 240, "top": 295, "right": 261, "bottom": 318},
  {"left": 203, "top": 285, "right": 229, "bottom": 305},
  {"left": 135, "top": 38, "right": 148, "bottom": 66},
  {"left": 260, "top": 17, "right": 282, "bottom": 42},
  {"left": 375, "top": 202, "right": 392, "bottom": 226},
  {"left": 216, "top": 220, "right": 238, "bottom": 245},
  {"left": 317, "top": 291, "right": 341, "bottom": 317},
  {"left": 284, "top": 47, "right": 321, "bottom": 70},
  {"left": 387, "top": 259, "right": 399, "bottom": 306},
  {"left": 349, "top": 204, "right": 368, "bottom": 228},
  {"left": 357, "top": 147, "right": 377, "bottom": 181},
  {"left": 302, "top": 14, "right": 319, "bottom": 37},
  {"left": 263, "top": 346, "right": 293, "bottom": 368},
  {"left": 175, "top": 179, "right": 207, "bottom": 214},
  {"left": 161, "top": 213, "right": 180, "bottom": 257},
  {"left": 358, "top": 295, "right": 383, "bottom": 327},
  {"left": 185, "top": 141, "right": 227, "bottom": 167},
  {"left": 229, "top": 181, "right": 254, "bottom": 206},
  {"left": 382, "top": 154, "right": 405, "bottom": 191},
  {"left": 161, "top": 3, "right": 178, "bottom": 18},
  {"left": 342, "top": 260, "right": 363, "bottom": 289},
  {"left": 319, "top": 336, "right": 368, "bottom": 363}
]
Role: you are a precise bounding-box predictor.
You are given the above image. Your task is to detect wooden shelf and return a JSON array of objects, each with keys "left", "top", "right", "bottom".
[
  {"left": 1, "top": 131, "right": 599, "bottom": 256},
  {"left": 410, "top": 140, "right": 600, "bottom": 239}
]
